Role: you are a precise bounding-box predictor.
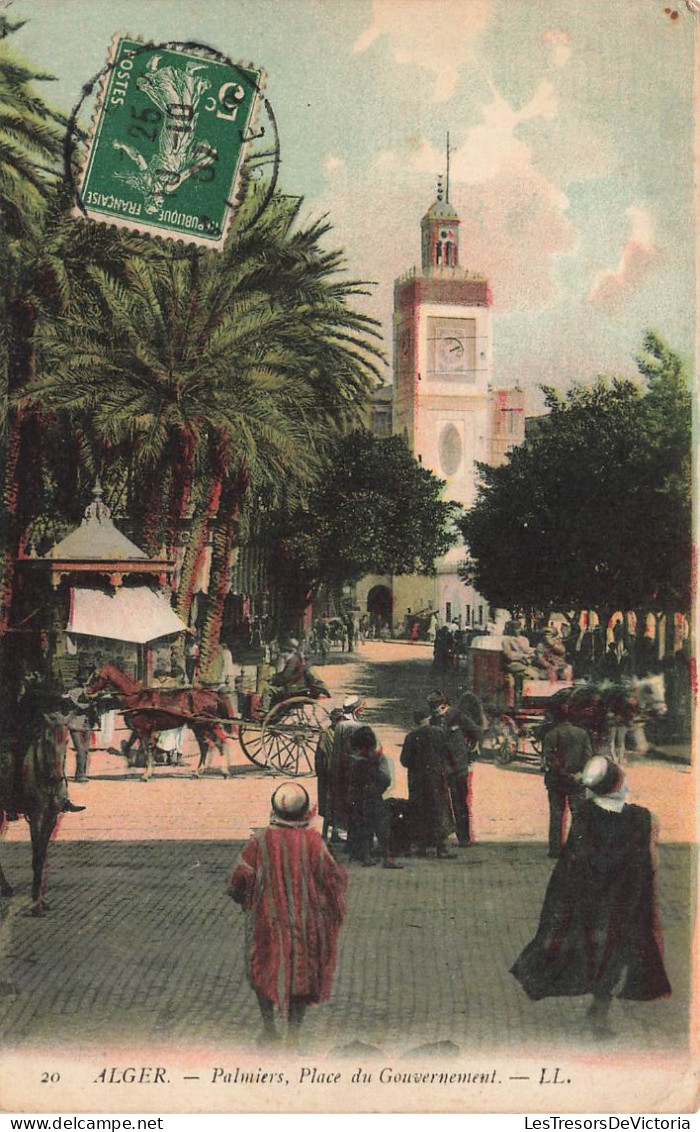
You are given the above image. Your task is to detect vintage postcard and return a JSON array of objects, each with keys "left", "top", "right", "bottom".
[{"left": 0, "top": 0, "right": 696, "bottom": 1119}]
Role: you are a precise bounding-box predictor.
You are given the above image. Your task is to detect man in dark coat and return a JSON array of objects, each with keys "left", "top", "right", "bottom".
[
  {"left": 542, "top": 702, "right": 592, "bottom": 857},
  {"left": 328, "top": 695, "right": 365, "bottom": 842},
  {"left": 314, "top": 707, "right": 344, "bottom": 842},
  {"left": 427, "top": 690, "right": 481, "bottom": 847},
  {"left": 511, "top": 756, "right": 671, "bottom": 1038},
  {"left": 400, "top": 710, "right": 455, "bottom": 858}
]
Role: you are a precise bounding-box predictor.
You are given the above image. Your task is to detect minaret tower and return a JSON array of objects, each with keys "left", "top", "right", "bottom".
[{"left": 393, "top": 138, "right": 493, "bottom": 510}]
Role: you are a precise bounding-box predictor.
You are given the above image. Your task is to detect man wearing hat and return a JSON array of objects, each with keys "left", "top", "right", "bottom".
[
  {"left": 437, "top": 690, "right": 485, "bottom": 848},
  {"left": 328, "top": 695, "right": 366, "bottom": 848},
  {"left": 347, "top": 725, "right": 403, "bottom": 869},
  {"left": 314, "top": 706, "right": 344, "bottom": 843},
  {"left": 262, "top": 638, "right": 307, "bottom": 710},
  {"left": 63, "top": 679, "right": 98, "bottom": 784},
  {"left": 542, "top": 701, "right": 592, "bottom": 857},
  {"left": 400, "top": 709, "right": 456, "bottom": 858},
  {"left": 511, "top": 756, "right": 671, "bottom": 1037},
  {"left": 228, "top": 782, "right": 347, "bottom": 1047}
]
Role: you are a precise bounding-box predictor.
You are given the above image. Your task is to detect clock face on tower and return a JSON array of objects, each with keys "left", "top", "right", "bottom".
[{"left": 428, "top": 317, "right": 476, "bottom": 379}]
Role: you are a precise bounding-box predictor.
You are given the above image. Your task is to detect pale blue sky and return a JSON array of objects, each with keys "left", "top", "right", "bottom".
[{"left": 9, "top": 0, "right": 696, "bottom": 407}]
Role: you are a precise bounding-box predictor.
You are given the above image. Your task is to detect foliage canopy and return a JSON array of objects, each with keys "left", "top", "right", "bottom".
[
  {"left": 459, "top": 332, "right": 692, "bottom": 616},
  {"left": 269, "top": 430, "right": 458, "bottom": 612}
]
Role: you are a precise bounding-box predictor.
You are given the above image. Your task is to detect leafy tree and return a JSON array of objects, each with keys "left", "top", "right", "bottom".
[
  {"left": 459, "top": 332, "right": 692, "bottom": 619},
  {"left": 268, "top": 430, "right": 458, "bottom": 623}
]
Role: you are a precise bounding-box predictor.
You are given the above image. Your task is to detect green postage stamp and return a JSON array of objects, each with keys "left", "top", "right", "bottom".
[{"left": 76, "top": 36, "right": 264, "bottom": 248}]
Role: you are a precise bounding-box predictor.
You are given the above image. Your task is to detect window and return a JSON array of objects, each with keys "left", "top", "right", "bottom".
[
  {"left": 445, "top": 602, "right": 452, "bottom": 623},
  {"left": 438, "top": 423, "right": 462, "bottom": 476}
]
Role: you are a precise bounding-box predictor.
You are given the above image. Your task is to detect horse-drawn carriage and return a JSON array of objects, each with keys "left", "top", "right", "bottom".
[
  {"left": 468, "top": 634, "right": 574, "bottom": 765},
  {"left": 467, "top": 634, "right": 667, "bottom": 766},
  {"left": 89, "top": 665, "right": 331, "bottom": 778}
]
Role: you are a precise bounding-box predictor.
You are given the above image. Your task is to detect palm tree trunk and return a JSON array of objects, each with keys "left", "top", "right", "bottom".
[
  {"left": 197, "top": 474, "right": 247, "bottom": 683},
  {"left": 174, "top": 476, "right": 221, "bottom": 627},
  {"left": 164, "top": 429, "right": 197, "bottom": 558},
  {"left": 138, "top": 464, "right": 172, "bottom": 556},
  {"left": 0, "top": 408, "right": 23, "bottom": 634}
]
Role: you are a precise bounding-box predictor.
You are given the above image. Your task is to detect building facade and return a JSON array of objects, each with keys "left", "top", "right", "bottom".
[{"left": 357, "top": 180, "right": 525, "bottom": 633}]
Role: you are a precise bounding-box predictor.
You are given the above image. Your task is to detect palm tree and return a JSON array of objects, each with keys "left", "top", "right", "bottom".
[
  {"left": 25, "top": 185, "right": 383, "bottom": 679},
  {"left": 0, "top": 16, "right": 67, "bottom": 700}
]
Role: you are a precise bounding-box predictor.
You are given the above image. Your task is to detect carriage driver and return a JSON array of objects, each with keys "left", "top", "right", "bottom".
[{"left": 261, "top": 639, "right": 329, "bottom": 712}]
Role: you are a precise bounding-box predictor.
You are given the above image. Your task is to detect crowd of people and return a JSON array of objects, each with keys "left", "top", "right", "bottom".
[
  {"left": 313, "top": 688, "right": 486, "bottom": 865},
  {"left": 6, "top": 654, "right": 673, "bottom": 1051},
  {"left": 229, "top": 711, "right": 671, "bottom": 1045}
]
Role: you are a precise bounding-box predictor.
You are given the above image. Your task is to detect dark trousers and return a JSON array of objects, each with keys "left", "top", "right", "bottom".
[
  {"left": 70, "top": 728, "right": 91, "bottom": 781},
  {"left": 449, "top": 771, "right": 471, "bottom": 844},
  {"left": 351, "top": 795, "right": 390, "bottom": 861},
  {"left": 546, "top": 783, "right": 583, "bottom": 854}
]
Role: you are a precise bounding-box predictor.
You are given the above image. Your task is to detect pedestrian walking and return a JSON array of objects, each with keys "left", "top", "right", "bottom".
[
  {"left": 542, "top": 701, "right": 592, "bottom": 857},
  {"left": 316, "top": 620, "right": 329, "bottom": 663},
  {"left": 511, "top": 756, "right": 671, "bottom": 1038},
  {"left": 184, "top": 631, "right": 200, "bottom": 684},
  {"left": 63, "top": 679, "right": 96, "bottom": 784},
  {"left": 400, "top": 709, "right": 456, "bottom": 858},
  {"left": 314, "top": 707, "right": 344, "bottom": 842},
  {"left": 347, "top": 725, "right": 403, "bottom": 869},
  {"left": 228, "top": 782, "right": 347, "bottom": 1048}
]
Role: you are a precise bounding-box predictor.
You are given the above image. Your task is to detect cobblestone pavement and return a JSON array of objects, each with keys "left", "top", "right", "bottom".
[
  {"left": 0, "top": 642, "right": 694, "bottom": 1060},
  {"left": 0, "top": 841, "right": 691, "bottom": 1057}
]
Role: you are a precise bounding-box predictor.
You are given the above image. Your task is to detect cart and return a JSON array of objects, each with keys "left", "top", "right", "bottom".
[
  {"left": 237, "top": 694, "right": 331, "bottom": 776},
  {"left": 468, "top": 634, "right": 575, "bottom": 766}
]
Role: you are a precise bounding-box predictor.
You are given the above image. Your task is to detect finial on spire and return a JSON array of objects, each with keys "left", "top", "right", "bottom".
[{"left": 85, "top": 479, "right": 110, "bottom": 524}]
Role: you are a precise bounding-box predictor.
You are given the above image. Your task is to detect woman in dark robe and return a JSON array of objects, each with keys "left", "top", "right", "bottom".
[{"left": 511, "top": 756, "right": 670, "bottom": 1037}]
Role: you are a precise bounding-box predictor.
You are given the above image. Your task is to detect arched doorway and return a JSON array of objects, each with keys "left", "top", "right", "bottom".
[{"left": 366, "top": 585, "right": 393, "bottom": 633}]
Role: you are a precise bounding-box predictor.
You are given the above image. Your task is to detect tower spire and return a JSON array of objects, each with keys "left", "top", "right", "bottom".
[{"left": 446, "top": 131, "right": 450, "bottom": 203}]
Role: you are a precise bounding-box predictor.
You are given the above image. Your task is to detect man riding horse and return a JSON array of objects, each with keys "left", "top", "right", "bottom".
[{"left": 10, "top": 674, "right": 87, "bottom": 817}]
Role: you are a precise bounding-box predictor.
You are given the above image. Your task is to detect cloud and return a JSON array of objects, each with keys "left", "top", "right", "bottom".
[
  {"left": 353, "top": 0, "right": 492, "bottom": 103},
  {"left": 542, "top": 28, "right": 572, "bottom": 68},
  {"left": 586, "top": 207, "right": 657, "bottom": 308},
  {"left": 319, "top": 78, "right": 577, "bottom": 321},
  {"left": 323, "top": 154, "right": 346, "bottom": 176},
  {"left": 448, "top": 80, "right": 558, "bottom": 183}
]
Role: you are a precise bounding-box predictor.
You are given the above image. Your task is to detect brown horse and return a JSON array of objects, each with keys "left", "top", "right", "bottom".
[
  {"left": 87, "top": 665, "right": 237, "bottom": 779},
  {"left": 0, "top": 711, "right": 69, "bottom": 914}
]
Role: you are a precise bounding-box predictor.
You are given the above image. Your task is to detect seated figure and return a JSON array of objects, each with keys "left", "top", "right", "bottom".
[
  {"left": 502, "top": 621, "right": 540, "bottom": 678},
  {"left": 534, "top": 628, "right": 573, "bottom": 681}
]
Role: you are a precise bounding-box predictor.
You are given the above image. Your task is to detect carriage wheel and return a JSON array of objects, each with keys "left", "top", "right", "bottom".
[
  {"left": 238, "top": 723, "right": 268, "bottom": 770},
  {"left": 261, "top": 698, "right": 331, "bottom": 777}
]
